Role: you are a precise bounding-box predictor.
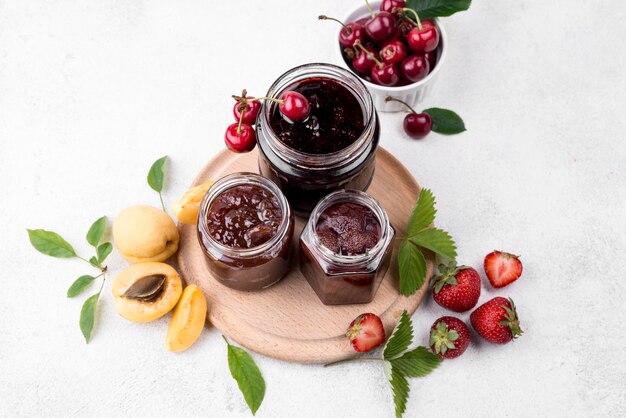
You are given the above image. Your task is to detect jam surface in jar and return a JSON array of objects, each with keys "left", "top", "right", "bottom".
[
  {"left": 269, "top": 77, "right": 365, "bottom": 154},
  {"left": 315, "top": 202, "right": 381, "bottom": 256},
  {"left": 206, "top": 184, "right": 282, "bottom": 249}
]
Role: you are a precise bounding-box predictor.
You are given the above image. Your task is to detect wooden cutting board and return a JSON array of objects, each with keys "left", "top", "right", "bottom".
[{"left": 177, "top": 147, "right": 433, "bottom": 364}]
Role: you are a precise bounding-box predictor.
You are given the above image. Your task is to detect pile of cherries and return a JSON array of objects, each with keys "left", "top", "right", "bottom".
[
  {"left": 321, "top": 0, "right": 440, "bottom": 87},
  {"left": 225, "top": 89, "right": 310, "bottom": 153}
]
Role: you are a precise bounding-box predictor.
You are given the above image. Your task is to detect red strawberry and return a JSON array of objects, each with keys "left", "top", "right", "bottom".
[
  {"left": 346, "top": 313, "right": 386, "bottom": 353},
  {"left": 470, "top": 297, "right": 523, "bottom": 344},
  {"left": 431, "top": 262, "right": 481, "bottom": 312},
  {"left": 484, "top": 250, "right": 523, "bottom": 288},
  {"left": 429, "top": 316, "right": 471, "bottom": 359}
]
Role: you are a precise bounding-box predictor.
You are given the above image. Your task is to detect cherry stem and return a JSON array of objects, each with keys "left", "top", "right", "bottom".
[
  {"left": 318, "top": 15, "right": 351, "bottom": 33},
  {"left": 354, "top": 40, "right": 383, "bottom": 68},
  {"left": 250, "top": 96, "right": 285, "bottom": 105},
  {"left": 364, "top": 0, "right": 375, "bottom": 18},
  {"left": 402, "top": 8, "right": 423, "bottom": 30},
  {"left": 324, "top": 357, "right": 383, "bottom": 367},
  {"left": 385, "top": 96, "right": 418, "bottom": 114},
  {"left": 236, "top": 99, "right": 245, "bottom": 135}
]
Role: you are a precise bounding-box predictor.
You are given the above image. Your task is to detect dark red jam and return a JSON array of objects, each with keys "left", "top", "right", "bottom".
[
  {"left": 269, "top": 78, "right": 365, "bottom": 154},
  {"left": 206, "top": 185, "right": 282, "bottom": 248},
  {"left": 315, "top": 202, "right": 381, "bottom": 256}
]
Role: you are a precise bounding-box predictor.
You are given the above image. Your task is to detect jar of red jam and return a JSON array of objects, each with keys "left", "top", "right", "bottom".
[
  {"left": 299, "top": 189, "right": 395, "bottom": 305},
  {"left": 197, "top": 173, "right": 294, "bottom": 291},
  {"left": 256, "top": 63, "right": 380, "bottom": 216}
]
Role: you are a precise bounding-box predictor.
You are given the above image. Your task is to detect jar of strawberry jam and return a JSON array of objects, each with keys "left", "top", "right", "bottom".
[
  {"left": 299, "top": 189, "right": 395, "bottom": 305},
  {"left": 256, "top": 63, "right": 380, "bottom": 216},
  {"left": 197, "top": 173, "right": 294, "bottom": 291}
]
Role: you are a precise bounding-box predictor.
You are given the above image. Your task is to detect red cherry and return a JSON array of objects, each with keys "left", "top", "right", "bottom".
[
  {"left": 232, "top": 98, "right": 261, "bottom": 125},
  {"left": 352, "top": 46, "right": 378, "bottom": 74},
  {"left": 404, "top": 113, "right": 432, "bottom": 139},
  {"left": 224, "top": 123, "right": 256, "bottom": 152},
  {"left": 424, "top": 51, "right": 437, "bottom": 71},
  {"left": 371, "top": 63, "right": 400, "bottom": 86},
  {"left": 400, "top": 54, "right": 429, "bottom": 82},
  {"left": 407, "top": 20, "right": 440, "bottom": 53},
  {"left": 380, "top": 0, "right": 405, "bottom": 13},
  {"left": 279, "top": 91, "right": 310, "bottom": 122},
  {"left": 380, "top": 40, "right": 407, "bottom": 64},
  {"left": 364, "top": 11, "right": 397, "bottom": 43}
]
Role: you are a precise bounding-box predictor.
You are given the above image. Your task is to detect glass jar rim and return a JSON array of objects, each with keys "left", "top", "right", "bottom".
[
  {"left": 305, "top": 189, "right": 392, "bottom": 265},
  {"left": 258, "top": 63, "right": 376, "bottom": 170},
  {"left": 198, "top": 172, "right": 292, "bottom": 258}
]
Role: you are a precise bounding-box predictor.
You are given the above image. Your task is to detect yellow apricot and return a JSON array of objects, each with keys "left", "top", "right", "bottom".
[
  {"left": 165, "top": 284, "right": 208, "bottom": 352},
  {"left": 171, "top": 180, "right": 215, "bottom": 225},
  {"left": 113, "top": 205, "right": 179, "bottom": 263},
  {"left": 112, "top": 262, "right": 182, "bottom": 323}
]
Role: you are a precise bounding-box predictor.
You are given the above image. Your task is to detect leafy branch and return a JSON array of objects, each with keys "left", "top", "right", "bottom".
[
  {"left": 325, "top": 311, "right": 442, "bottom": 418},
  {"left": 27, "top": 216, "right": 113, "bottom": 343},
  {"left": 398, "top": 189, "right": 457, "bottom": 295}
]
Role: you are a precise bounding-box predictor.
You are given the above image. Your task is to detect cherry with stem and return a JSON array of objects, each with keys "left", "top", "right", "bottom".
[
  {"left": 354, "top": 40, "right": 400, "bottom": 87},
  {"left": 385, "top": 96, "right": 432, "bottom": 139}
]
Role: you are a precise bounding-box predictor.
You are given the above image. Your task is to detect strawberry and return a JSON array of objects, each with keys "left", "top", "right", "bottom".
[
  {"left": 429, "top": 316, "right": 471, "bottom": 359},
  {"left": 346, "top": 313, "right": 386, "bottom": 352},
  {"left": 470, "top": 297, "right": 523, "bottom": 344},
  {"left": 431, "top": 262, "right": 481, "bottom": 312},
  {"left": 484, "top": 250, "right": 523, "bottom": 288}
]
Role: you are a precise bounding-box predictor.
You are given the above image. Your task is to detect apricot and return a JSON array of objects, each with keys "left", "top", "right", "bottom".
[
  {"left": 113, "top": 205, "right": 179, "bottom": 263},
  {"left": 171, "top": 179, "right": 215, "bottom": 225},
  {"left": 166, "top": 284, "right": 207, "bottom": 352},
  {"left": 112, "top": 262, "right": 182, "bottom": 323}
]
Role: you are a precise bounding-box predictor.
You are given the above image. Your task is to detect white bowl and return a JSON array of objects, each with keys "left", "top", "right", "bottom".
[{"left": 335, "top": 1, "right": 447, "bottom": 112}]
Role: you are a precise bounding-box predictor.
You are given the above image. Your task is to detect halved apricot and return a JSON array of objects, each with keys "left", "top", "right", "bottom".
[{"left": 165, "top": 284, "right": 208, "bottom": 352}]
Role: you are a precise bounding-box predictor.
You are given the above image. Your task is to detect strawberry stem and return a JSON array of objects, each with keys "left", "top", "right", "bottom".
[{"left": 324, "top": 357, "right": 383, "bottom": 367}]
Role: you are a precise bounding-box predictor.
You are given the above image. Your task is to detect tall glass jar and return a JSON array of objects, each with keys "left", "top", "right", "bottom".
[
  {"left": 256, "top": 63, "right": 380, "bottom": 216},
  {"left": 197, "top": 173, "right": 294, "bottom": 291},
  {"left": 299, "top": 189, "right": 395, "bottom": 305}
]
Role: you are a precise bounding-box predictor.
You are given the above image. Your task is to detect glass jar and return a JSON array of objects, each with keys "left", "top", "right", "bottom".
[
  {"left": 197, "top": 173, "right": 294, "bottom": 291},
  {"left": 299, "top": 189, "right": 395, "bottom": 305},
  {"left": 256, "top": 63, "right": 380, "bottom": 216}
]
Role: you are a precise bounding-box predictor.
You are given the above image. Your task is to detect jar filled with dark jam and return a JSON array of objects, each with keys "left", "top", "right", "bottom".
[
  {"left": 197, "top": 173, "right": 294, "bottom": 291},
  {"left": 256, "top": 63, "right": 380, "bottom": 216},
  {"left": 299, "top": 190, "right": 394, "bottom": 305}
]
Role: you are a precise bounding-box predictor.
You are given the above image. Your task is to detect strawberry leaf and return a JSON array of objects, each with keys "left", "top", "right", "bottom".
[
  {"left": 390, "top": 346, "right": 442, "bottom": 377},
  {"left": 409, "top": 228, "right": 457, "bottom": 259},
  {"left": 224, "top": 337, "right": 266, "bottom": 415},
  {"left": 383, "top": 310, "right": 413, "bottom": 360},
  {"left": 27, "top": 229, "right": 76, "bottom": 258},
  {"left": 384, "top": 361, "right": 409, "bottom": 418},
  {"left": 398, "top": 240, "right": 427, "bottom": 296},
  {"left": 406, "top": 188, "right": 436, "bottom": 237}
]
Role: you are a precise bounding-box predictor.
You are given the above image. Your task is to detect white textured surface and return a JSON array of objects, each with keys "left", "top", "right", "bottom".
[{"left": 1, "top": 0, "right": 625, "bottom": 417}]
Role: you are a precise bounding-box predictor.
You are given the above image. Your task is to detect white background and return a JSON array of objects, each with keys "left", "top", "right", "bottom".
[{"left": 1, "top": 0, "right": 625, "bottom": 417}]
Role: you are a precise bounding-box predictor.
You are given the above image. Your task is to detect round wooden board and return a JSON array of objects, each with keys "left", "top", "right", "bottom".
[{"left": 177, "top": 147, "right": 433, "bottom": 364}]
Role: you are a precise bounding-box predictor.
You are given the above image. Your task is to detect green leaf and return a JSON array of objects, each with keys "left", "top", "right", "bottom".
[
  {"left": 96, "top": 242, "right": 112, "bottom": 264},
  {"left": 409, "top": 228, "right": 457, "bottom": 259},
  {"left": 80, "top": 291, "right": 100, "bottom": 343},
  {"left": 406, "top": 188, "right": 436, "bottom": 237},
  {"left": 423, "top": 108, "right": 466, "bottom": 134},
  {"left": 390, "top": 346, "right": 442, "bottom": 377},
  {"left": 385, "top": 362, "right": 409, "bottom": 418},
  {"left": 225, "top": 338, "right": 265, "bottom": 415},
  {"left": 27, "top": 229, "right": 76, "bottom": 258},
  {"left": 147, "top": 156, "right": 168, "bottom": 193},
  {"left": 89, "top": 256, "right": 100, "bottom": 268},
  {"left": 67, "top": 275, "right": 95, "bottom": 298},
  {"left": 86, "top": 216, "right": 107, "bottom": 247},
  {"left": 406, "top": 0, "right": 471, "bottom": 19},
  {"left": 398, "top": 240, "right": 427, "bottom": 296},
  {"left": 384, "top": 310, "right": 413, "bottom": 360}
]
